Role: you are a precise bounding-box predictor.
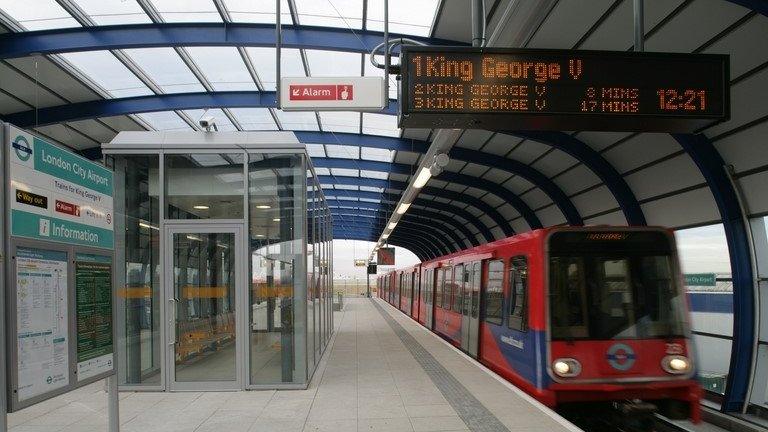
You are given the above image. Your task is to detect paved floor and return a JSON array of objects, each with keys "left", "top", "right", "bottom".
[{"left": 7, "top": 298, "right": 579, "bottom": 432}]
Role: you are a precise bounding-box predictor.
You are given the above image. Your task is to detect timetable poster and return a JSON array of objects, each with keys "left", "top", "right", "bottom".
[
  {"left": 75, "top": 254, "right": 114, "bottom": 381},
  {"left": 15, "top": 247, "right": 69, "bottom": 401}
]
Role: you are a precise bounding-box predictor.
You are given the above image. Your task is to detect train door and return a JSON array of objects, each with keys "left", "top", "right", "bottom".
[
  {"left": 412, "top": 270, "right": 420, "bottom": 320},
  {"left": 460, "top": 264, "right": 470, "bottom": 353},
  {"left": 425, "top": 269, "right": 434, "bottom": 329},
  {"left": 467, "top": 261, "right": 481, "bottom": 357}
]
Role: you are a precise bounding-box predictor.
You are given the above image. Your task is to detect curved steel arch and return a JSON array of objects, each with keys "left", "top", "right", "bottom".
[
  {"left": 334, "top": 217, "right": 453, "bottom": 257},
  {"left": 0, "top": 23, "right": 463, "bottom": 60},
  {"left": 325, "top": 198, "right": 494, "bottom": 244},
  {"left": 673, "top": 133, "right": 755, "bottom": 412},
  {"left": 509, "top": 131, "right": 646, "bottom": 225},
  {"left": 317, "top": 158, "right": 516, "bottom": 236},
  {"left": 327, "top": 202, "right": 479, "bottom": 248},
  {"left": 333, "top": 214, "right": 464, "bottom": 253}
]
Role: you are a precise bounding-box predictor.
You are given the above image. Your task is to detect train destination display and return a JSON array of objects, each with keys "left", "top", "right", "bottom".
[{"left": 399, "top": 47, "right": 729, "bottom": 132}]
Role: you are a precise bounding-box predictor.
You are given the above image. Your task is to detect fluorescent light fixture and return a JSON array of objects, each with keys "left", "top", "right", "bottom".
[
  {"left": 382, "top": 233, "right": 389, "bottom": 239},
  {"left": 397, "top": 202, "right": 411, "bottom": 214},
  {"left": 255, "top": 234, "right": 265, "bottom": 238},
  {"left": 388, "top": 222, "right": 397, "bottom": 229},
  {"left": 193, "top": 205, "right": 209, "bottom": 210},
  {"left": 413, "top": 167, "right": 431, "bottom": 188},
  {"left": 256, "top": 205, "right": 271, "bottom": 209},
  {"left": 186, "top": 235, "right": 202, "bottom": 242},
  {"left": 138, "top": 221, "right": 158, "bottom": 230},
  {"left": 273, "top": 218, "right": 281, "bottom": 222}
]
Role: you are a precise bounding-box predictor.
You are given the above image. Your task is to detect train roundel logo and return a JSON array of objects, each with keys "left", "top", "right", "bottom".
[
  {"left": 606, "top": 343, "right": 636, "bottom": 371},
  {"left": 12, "top": 135, "right": 32, "bottom": 161}
]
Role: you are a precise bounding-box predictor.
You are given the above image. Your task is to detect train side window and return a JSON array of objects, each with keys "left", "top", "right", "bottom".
[
  {"left": 471, "top": 262, "right": 481, "bottom": 318},
  {"left": 508, "top": 256, "right": 528, "bottom": 332},
  {"left": 483, "top": 260, "right": 504, "bottom": 325},
  {"left": 436, "top": 268, "right": 445, "bottom": 308},
  {"left": 452, "top": 264, "right": 464, "bottom": 312},
  {"left": 441, "top": 268, "right": 451, "bottom": 309}
]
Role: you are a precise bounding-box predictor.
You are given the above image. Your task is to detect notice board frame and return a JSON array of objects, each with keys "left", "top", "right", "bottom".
[
  {"left": 3, "top": 123, "right": 116, "bottom": 413},
  {"left": 398, "top": 46, "right": 730, "bottom": 132}
]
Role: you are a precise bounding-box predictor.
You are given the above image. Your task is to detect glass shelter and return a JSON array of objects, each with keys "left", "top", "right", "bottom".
[{"left": 102, "top": 131, "right": 333, "bottom": 390}]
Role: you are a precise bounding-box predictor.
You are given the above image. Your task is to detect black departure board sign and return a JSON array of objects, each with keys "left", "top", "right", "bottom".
[{"left": 398, "top": 47, "right": 729, "bottom": 132}]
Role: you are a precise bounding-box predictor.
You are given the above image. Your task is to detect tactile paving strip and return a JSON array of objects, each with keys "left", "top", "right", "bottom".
[{"left": 372, "top": 299, "right": 511, "bottom": 432}]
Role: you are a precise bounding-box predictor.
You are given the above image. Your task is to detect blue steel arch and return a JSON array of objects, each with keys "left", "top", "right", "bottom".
[
  {"left": 673, "top": 133, "right": 755, "bottom": 413},
  {"left": 0, "top": 23, "right": 463, "bottom": 59},
  {"left": 334, "top": 217, "right": 453, "bottom": 256},
  {"left": 333, "top": 214, "right": 464, "bottom": 252},
  {"left": 328, "top": 204, "right": 479, "bottom": 248},
  {"left": 325, "top": 198, "right": 494, "bottom": 244}
]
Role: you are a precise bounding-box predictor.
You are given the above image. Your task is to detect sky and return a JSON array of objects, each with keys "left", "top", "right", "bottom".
[{"left": 332, "top": 239, "right": 420, "bottom": 281}]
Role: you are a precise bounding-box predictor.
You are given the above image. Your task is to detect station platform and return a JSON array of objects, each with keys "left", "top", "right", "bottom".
[{"left": 7, "top": 297, "right": 579, "bottom": 432}]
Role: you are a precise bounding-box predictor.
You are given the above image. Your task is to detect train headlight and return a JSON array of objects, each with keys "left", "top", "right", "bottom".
[
  {"left": 552, "top": 358, "right": 581, "bottom": 377},
  {"left": 662, "top": 355, "right": 691, "bottom": 374}
]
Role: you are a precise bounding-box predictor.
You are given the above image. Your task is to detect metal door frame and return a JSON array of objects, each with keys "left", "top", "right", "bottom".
[
  {"left": 164, "top": 221, "right": 247, "bottom": 391},
  {"left": 468, "top": 261, "right": 481, "bottom": 358}
]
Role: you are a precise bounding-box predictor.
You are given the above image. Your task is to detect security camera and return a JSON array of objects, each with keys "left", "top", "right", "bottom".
[
  {"left": 429, "top": 153, "right": 449, "bottom": 176},
  {"left": 198, "top": 110, "right": 218, "bottom": 132}
]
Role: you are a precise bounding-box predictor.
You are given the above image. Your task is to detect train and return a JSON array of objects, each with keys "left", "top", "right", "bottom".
[{"left": 377, "top": 226, "right": 702, "bottom": 426}]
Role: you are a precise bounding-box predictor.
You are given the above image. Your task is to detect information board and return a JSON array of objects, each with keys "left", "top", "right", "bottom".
[
  {"left": 684, "top": 273, "right": 717, "bottom": 287},
  {"left": 399, "top": 47, "right": 729, "bottom": 132},
  {"left": 14, "top": 247, "right": 69, "bottom": 402},
  {"left": 377, "top": 247, "right": 395, "bottom": 266},
  {"left": 8, "top": 125, "right": 113, "bottom": 249},
  {"left": 75, "top": 254, "right": 114, "bottom": 381}
]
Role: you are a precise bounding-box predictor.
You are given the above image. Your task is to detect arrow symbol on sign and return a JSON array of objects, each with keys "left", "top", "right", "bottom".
[{"left": 292, "top": 88, "right": 300, "bottom": 96}]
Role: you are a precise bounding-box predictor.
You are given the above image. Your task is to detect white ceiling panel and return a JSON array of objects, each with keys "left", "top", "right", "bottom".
[
  {"left": 367, "top": 0, "right": 439, "bottom": 36},
  {"left": 641, "top": 187, "right": 719, "bottom": 228},
  {"left": 137, "top": 111, "right": 190, "bottom": 131},
  {"left": 481, "top": 193, "right": 504, "bottom": 208},
  {"left": 463, "top": 187, "right": 485, "bottom": 199},
  {"left": 149, "top": 0, "right": 222, "bottom": 23},
  {"left": 531, "top": 150, "right": 578, "bottom": 177},
  {"left": 644, "top": 0, "right": 749, "bottom": 53},
  {"left": 455, "top": 130, "right": 493, "bottom": 150},
  {"left": 571, "top": 185, "right": 618, "bottom": 218},
  {"left": 67, "top": 119, "right": 116, "bottom": 143},
  {"left": 99, "top": 115, "right": 146, "bottom": 132},
  {"left": 583, "top": 209, "right": 626, "bottom": 226},
  {"left": 0, "top": 63, "right": 66, "bottom": 107},
  {"left": 34, "top": 124, "right": 98, "bottom": 149},
  {"left": 625, "top": 154, "right": 704, "bottom": 200},
  {"left": 482, "top": 168, "right": 512, "bottom": 184},
  {"left": 444, "top": 159, "right": 466, "bottom": 173},
  {"left": 738, "top": 171, "right": 768, "bottom": 217},
  {"left": 247, "top": 47, "right": 304, "bottom": 90},
  {"left": 319, "top": 112, "right": 359, "bottom": 133},
  {"left": 536, "top": 205, "right": 566, "bottom": 227},
  {"left": 61, "top": 51, "right": 153, "bottom": 98},
  {"left": 77, "top": 0, "right": 150, "bottom": 25},
  {"left": 325, "top": 144, "right": 359, "bottom": 159},
  {"left": 362, "top": 113, "right": 399, "bottom": 137},
  {"left": 507, "top": 139, "right": 549, "bottom": 164},
  {"left": 510, "top": 219, "right": 531, "bottom": 234},
  {"left": 576, "top": 131, "right": 634, "bottom": 151},
  {"left": 0, "top": 92, "right": 31, "bottom": 114},
  {"left": 602, "top": 133, "right": 680, "bottom": 174},
  {"left": 361, "top": 147, "right": 395, "bottom": 162},
  {"left": 394, "top": 151, "right": 419, "bottom": 165},
  {"left": 703, "top": 15, "right": 768, "bottom": 79},
  {"left": 444, "top": 183, "right": 466, "bottom": 193},
  {"left": 482, "top": 134, "right": 523, "bottom": 156},
  {"left": 460, "top": 163, "right": 489, "bottom": 177},
  {"left": 274, "top": 110, "right": 319, "bottom": 130},
  {"left": 526, "top": 0, "right": 615, "bottom": 49},
  {"left": 124, "top": 48, "right": 205, "bottom": 93},
  {"left": 401, "top": 128, "right": 431, "bottom": 141},
  {"left": 6, "top": 57, "right": 100, "bottom": 103},
  {"left": 579, "top": 0, "right": 685, "bottom": 51},
  {"left": 479, "top": 213, "right": 496, "bottom": 227},
  {"left": 224, "top": 0, "right": 291, "bottom": 24},
  {"left": 296, "top": 0, "right": 362, "bottom": 28},
  {"left": 0, "top": 0, "right": 79, "bottom": 30},
  {"left": 503, "top": 176, "right": 534, "bottom": 194},
  {"left": 490, "top": 226, "right": 505, "bottom": 241},
  {"left": 552, "top": 164, "right": 601, "bottom": 195},
  {"left": 714, "top": 121, "right": 768, "bottom": 174},
  {"left": 705, "top": 68, "right": 768, "bottom": 137},
  {"left": 230, "top": 108, "right": 277, "bottom": 130},
  {"left": 521, "top": 188, "right": 551, "bottom": 210},
  {"left": 186, "top": 47, "right": 256, "bottom": 91}
]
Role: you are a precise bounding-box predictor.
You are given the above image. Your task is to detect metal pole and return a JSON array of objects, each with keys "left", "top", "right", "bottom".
[
  {"left": 366, "top": 269, "right": 371, "bottom": 298},
  {"left": 471, "top": 0, "right": 486, "bottom": 47},
  {"left": 276, "top": 0, "right": 282, "bottom": 106},
  {"left": 107, "top": 376, "right": 120, "bottom": 432},
  {"left": 383, "top": 0, "right": 389, "bottom": 108},
  {"left": 633, "top": 0, "right": 644, "bottom": 52}
]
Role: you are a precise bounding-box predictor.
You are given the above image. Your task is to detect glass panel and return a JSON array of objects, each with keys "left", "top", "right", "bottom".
[
  {"left": 186, "top": 47, "right": 257, "bottom": 91},
  {"left": 296, "top": 0, "right": 363, "bottom": 28},
  {"left": 364, "top": 54, "right": 399, "bottom": 99},
  {"left": 124, "top": 48, "right": 205, "bottom": 94},
  {"left": 319, "top": 112, "right": 360, "bottom": 133},
  {"left": 247, "top": 48, "right": 305, "bottom": 90},
  {"left": 165, "top": 153, "right": 245, "bottom": 219},
  {"left": 115, "top": 155, "right": 161, "bottom": 386},
  {"left": 61, "top": 51, "right": 153, "bottom": 98},
  {"left": 305, "top": 50, "right": 362, "bottom": 77},
  {"left": 231, "top": 108, "right": 278, "bottom": 130},
  {"left": 149, "top": 0, "right": 222, "bottom": 22},
  {"left": 249, "top": 153, "right": 305, "bottom": 384},
  {"left": 172, "top": 232, "right": 236, "bottom": 382},
  {"left": 484, "top": 260, "right": 504, "bottom": 325},
  {"left": 361, "top": 147, "right": 395, "bottom": 162},
  {"left": 76, "top": 0, "right": 150, "bottom": 25},
  {"left": 325, "top": 145, "right": 359, "bottom": 159},
  {"left": 305, "top": 144, "right": 326, "bottom": 158},
  {"left": 184, "top": 109, "right": 237, "bottom": 131},
  {"left": 136, "top": 111, "right": 190, "bottom": 131},
  {"left": 363, "top": 113, "right": 400, "bottom": 137},
  {"left": 0, "top": 0, "right": 79, "bottom": 30},
  {"left": 367, "top": 0, "right": 440, "bottom": 36},
  {"left": 225, "top": 0, "right": 292, "bottom": 24},
  {"left": 274, "top": 110, "right": 319, "bottom": 131}
]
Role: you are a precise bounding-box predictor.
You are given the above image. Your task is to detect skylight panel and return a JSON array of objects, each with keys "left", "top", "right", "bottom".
[
  {"left": 191, "top": 154, "right": 229, "bottom": 167},
  {"left": 319, "top": 112, "right": 359, "bottom": 133},
  {"left": 305, "top": 144, "right": 326, "bottom": 158},
  {"left": 359, "top": 198, "right": 381, "bottom": 203},
  {"left": 247, "top": 48, "right": 305, "bottom": 90},
  {"left": 363, "top": 113, "right": 400, "bottom": 137},
  {"left": 315, "top": 168, "right": 331, "bottom": 176},
  {"left": 274, "top": 110, "right": 319, "bottom": 131},
  {"left": 335, "top": 185, "right": 359, "bottom": 191},
  {"left": 360, "top": 186, "right": 385, "bottom": 193},
  {"left": 367, "top": 0, "right": 439, "bottom": 36},
  {"left": 305, "top": 50, "right": 361, "bottom": 77},
  {"left": 137, "top": 111, "right": 191, "bottom": 131},
  {"left": 184, "top": 109, "right": 237, "bottom": 131},
  {"left": 186, "top": 47, "right": 257, "bottom": 91},
  {"left": 60, "top": 51, "right": 153, "bottom": 98},
  {"left": 225, "top": 0, "right": 292, "bottom": 24},
  {"left": 230, "top": 108, "right": 277, "bottom": 130},
  {"left": 325, "top": 145, "right": 360, "bottom": 160},
  {"left": 360, "top": 170, "right": 389, "bottom": 180},
  {"left": 361, "top": 147, "right": 395, "bottom": 162},
  {"left": 124, "top": 48, "right": 205, "bottom": 93},
  {"left": 331, "top": 168, "right": 359, "bottom": 177},
  {"left": 148, "top": 0, "right": 222, "bottom": 22},
  {"left": 76, "top": 0, "right": 150, "bottom": 25},
  {"left": 364, "top": 54, "right": 399, "bottom": 99},
  {"left": 0, "top": 0, "right": 79, "bottom": 30},
  {"left": 295, "top": 0, "right": 362, "bottom": 29}
]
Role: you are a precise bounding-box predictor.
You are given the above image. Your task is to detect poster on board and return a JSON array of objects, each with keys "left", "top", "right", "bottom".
[
  {"left": 75, "top": 254, "right": 114, "bottom": 381},
  {"left": 15, "top": 247, "right": 69, "bottom": 402},
  {"left": 8, "top": 125, "right": 113, "bottom": 249}
]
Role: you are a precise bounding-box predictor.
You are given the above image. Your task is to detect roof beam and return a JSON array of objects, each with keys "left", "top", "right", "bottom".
[
  {"left": 0, "top": 23, "right": 463, "bottom": 60},
  {"left": 332, "top": 213, "right": 464, "bottom": 253},
  {"left": 333, "top": 229, "right": 431, "bottom": 261},
  {"left": 333, "top": 217, "right": 453, "bottom": 256}
]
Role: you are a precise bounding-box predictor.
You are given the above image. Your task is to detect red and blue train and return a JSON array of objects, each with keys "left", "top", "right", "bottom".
[{"left": 377, "top": 226, "right": 701, "bottom": 425}]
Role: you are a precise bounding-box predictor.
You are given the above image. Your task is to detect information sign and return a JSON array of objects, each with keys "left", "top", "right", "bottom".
[
  {"left": 281, "top": 77, "right": 385, "bottom": 111},
  {"left": 15, "top": 247, "right": 69, "bottom": 402},
  {"left": 75, "top": 254, "right": 114, "bottom": 381},
  {"left": 354, "top": 259, "right": 367, "bottom": 267},
  {"left": 399, "top": 47, "right": 729, "bottom": 132},
  {"left": 684, "top": 273, "right": 717, "bottom": 287},
  {"left": 377, "top": 247, "right": 395, "bottom": 266},
  {"left": 8, "top": 125, "right": 113, "bottom": 249}
]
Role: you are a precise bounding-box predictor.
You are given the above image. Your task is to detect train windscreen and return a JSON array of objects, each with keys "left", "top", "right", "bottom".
[{"left": 548, "top": 230, "right": 686, "bottom": 341}]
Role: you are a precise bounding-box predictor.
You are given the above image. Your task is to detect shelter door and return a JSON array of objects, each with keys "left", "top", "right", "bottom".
[{"left": 165, "top": 224, "right": 245, "bottom": 390}]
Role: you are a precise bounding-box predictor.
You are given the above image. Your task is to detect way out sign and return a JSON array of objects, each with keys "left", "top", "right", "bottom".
[{"left": 280, "top": 77, "right": 385, "bottom": 111}]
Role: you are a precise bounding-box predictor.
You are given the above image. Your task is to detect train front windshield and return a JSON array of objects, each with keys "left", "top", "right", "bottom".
[{"left": 548, "top": 231, "right": 686, "bottom": 341}]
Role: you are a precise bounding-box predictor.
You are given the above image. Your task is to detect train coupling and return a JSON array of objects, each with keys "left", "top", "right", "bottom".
[{"left": 615, "top": 400, "right": 658, "bottom": 416}]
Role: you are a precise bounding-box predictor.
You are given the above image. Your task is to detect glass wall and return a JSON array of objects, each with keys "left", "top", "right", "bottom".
[
  {"left": 114, "top": 155, "right": 161, "bottom": 387},
  {"left": 165, "top": 153, "right": 244, "bottom": 219}
]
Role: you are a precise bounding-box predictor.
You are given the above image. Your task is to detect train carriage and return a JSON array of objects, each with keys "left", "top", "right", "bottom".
[{"left": 380, "top": 226, "right": 701, "bottom": 424}]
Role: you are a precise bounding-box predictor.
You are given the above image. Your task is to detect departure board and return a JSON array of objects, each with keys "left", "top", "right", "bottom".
[{"left": 399, "top": 47, "right": 729, "bottom": 132}]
